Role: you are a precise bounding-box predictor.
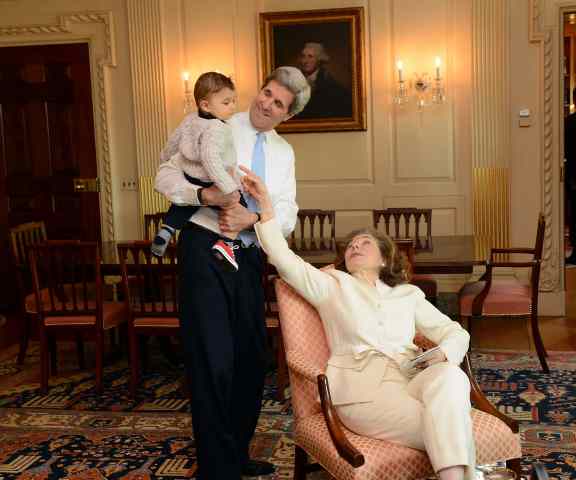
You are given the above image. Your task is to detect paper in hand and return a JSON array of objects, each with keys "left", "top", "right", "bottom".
[{"left": 399, "top": 346, "right": 444, "bottom": 378}]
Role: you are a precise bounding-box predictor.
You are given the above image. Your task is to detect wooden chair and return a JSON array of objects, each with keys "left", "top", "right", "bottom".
[
  {"left": 29, "top": 241, "right": 127, "bottom": 394},
  {"left": 372, "top": 208, "right": 432, "bottom": 250},
  {"left": 458, "top": 213, "right": 549, "bottom": 372},
  {"left": 373, "top": 209, "right": 437, "bottom": 303},
  {"left": 290, "top": 209, "right": 336, "bottom": 252},
  {"left": 274, "top": 276, "right": 522, "bottom": 479},
  {"left": 9, "top": 221, "right": 47, "bottom": 364},
  {"left": 117, "top": 241, "right": 180, "bottom": 397}
]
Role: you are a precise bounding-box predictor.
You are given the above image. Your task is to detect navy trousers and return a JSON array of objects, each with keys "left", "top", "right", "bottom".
[{"left": 178, "top": 223, "right": 267, "bottom": 479}]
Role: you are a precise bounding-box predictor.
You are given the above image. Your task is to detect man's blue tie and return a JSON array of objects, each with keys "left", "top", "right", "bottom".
[
  {"left": 241, "top": 132, "right": 266, "bottom": 246},
  {"left": 245, "top": 132, "right": 266, "bottom": 213}
]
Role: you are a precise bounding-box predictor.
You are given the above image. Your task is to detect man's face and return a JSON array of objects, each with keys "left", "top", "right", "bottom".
[
  {"left": 298, "top": 47, "right": 319, "bottom": 76},
  {"left": 249, "top": 80, "right": 295, "bottom": 131}
]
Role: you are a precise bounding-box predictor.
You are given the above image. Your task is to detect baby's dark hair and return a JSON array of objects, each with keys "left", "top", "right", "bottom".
[{"left": 193, "top": 72, "right": 235, "bottom": 107}]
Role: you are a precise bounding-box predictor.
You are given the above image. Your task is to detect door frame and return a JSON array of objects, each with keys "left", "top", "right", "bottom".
[
  {"left": 0, "top": 12, "right": 118, "bottom": 241},
  {"left": 560, "top": 5, "right": 576, "bottom": 271}
]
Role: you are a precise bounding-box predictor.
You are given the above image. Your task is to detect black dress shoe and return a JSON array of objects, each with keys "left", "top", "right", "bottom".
[{"left": 241, "top": 459, "right": 276, "bottom": 476}]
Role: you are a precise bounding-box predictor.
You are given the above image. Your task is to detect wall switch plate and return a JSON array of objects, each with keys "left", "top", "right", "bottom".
[
  {"left": 121, "top": 179, "right": 138, "bottom": 191},
  {"left": 519, "top": 118, "right": 532, "bottom": 127}
]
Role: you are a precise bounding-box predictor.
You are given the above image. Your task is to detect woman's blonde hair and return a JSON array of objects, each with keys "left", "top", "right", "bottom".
[{"left": 334, "top": 228, "right": 410, "bottom": 287}]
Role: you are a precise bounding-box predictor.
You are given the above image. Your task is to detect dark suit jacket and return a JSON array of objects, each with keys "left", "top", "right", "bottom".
[{"left": 296, "top": 67, "right": 352, "bottom": 119}]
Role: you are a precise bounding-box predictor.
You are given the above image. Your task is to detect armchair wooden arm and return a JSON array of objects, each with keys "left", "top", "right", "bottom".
[
  {"left": 461, "top": 355, "right": 519, "bottom": 433},
  {"left": 317, "top": 374, "right": 365, "bottom": 468}
]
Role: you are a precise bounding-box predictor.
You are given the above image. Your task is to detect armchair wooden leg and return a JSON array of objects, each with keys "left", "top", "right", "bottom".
[
  {"left": 40, "top": 328, "right": 49, "bottom": 395},
  {"left": 129, "top": 330, "right": 140, "bottom": 397},
  {"left": 76, "top": 333, "right": 86, "bottom": 370},
  {"left": 294, "top": 445, "right": 308, "bottom": 480},
  {"left": 49, "top": 337, "right": 58, "bottom": 375},
  {"left": 276, "top": 332, "right": 288, "bottom": 402},
  {"left": 506, "top": 457, "right": 521, "bottom": 479},
  {"left": 17, "top": 313, "right": 31, "bottom": 365},
  {"left": 530, "top": 313, "right": 549, "bottom": 373},
  {"left": 95, "top": 333, "right": 104, "bottom": 394}
]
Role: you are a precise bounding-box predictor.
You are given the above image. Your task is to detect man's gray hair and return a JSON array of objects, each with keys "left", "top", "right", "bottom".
[
  {"left": 303, "top": 42, "right": 330, "bottom": 63},
  {"left": 263, "top": 66, "right": 311, "bottom": 116}
]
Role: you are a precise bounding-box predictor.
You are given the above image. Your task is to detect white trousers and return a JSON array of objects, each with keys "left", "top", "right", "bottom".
[{"left": 336, "top": 362, "right": 476, "bottom": 480}]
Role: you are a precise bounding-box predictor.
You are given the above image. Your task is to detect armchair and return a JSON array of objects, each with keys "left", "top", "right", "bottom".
[
  {"left": 274, "top": 277, "right": 522, "bottom": 479},
  {"left": 458, "top": 213, "right": 548, "bottom": 373}
]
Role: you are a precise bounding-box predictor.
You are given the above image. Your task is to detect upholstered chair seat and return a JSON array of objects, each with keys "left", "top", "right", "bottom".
[
  {"left": 294, "top": 409, "right": 520, "bottom": 480},
  {"left": 459, "top": 279, "right": 532, "bottom": 316}
]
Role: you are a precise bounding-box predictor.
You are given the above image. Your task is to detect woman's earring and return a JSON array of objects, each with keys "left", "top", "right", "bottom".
[{"left": 381, "top": 262, "right": 386, "bottom": 268}]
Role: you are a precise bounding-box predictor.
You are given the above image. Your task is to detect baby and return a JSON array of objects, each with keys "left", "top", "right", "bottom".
[{"left": 152, "top": 72, "right": 243, "bottom": 270}]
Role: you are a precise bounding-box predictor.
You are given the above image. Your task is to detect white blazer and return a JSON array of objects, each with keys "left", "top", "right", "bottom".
[{"left": 255, "top": 218, "right": 470, "bottom": 405}]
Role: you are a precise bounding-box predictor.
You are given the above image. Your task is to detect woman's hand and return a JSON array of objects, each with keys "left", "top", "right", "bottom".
[
  {"left": 424, "top": 349, "right": 447, "bottom": 367},
  {"left": 239, "top": 165, "right": 274, "bottom": 222}
]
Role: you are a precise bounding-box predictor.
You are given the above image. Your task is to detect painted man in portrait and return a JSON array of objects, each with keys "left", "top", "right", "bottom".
[{"left": 295, "top": 42, "right": 352, "bottom": 119}]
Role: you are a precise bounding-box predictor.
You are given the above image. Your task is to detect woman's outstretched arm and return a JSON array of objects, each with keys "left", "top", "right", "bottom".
[{"left": 241, "top": 166, "right": 335, "bottom": 306}]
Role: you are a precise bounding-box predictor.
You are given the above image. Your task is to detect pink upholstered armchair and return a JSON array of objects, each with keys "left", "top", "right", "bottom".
[
  {"left": 458, "top": 213, "right": 548, "bottom": 373},
  {"left": 275, "top": 278, "right": 522, "bottom": 479}
]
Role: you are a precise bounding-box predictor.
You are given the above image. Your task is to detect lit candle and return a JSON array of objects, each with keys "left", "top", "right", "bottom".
[
  {"left": 182, "top": 71, "right": 190, "bottom": 93},
  {"left": 435, "top": 57, "right": 441, "bottom": 80},
  {"left": 396, "top": 60, "right": 404, "bottom": 82}
]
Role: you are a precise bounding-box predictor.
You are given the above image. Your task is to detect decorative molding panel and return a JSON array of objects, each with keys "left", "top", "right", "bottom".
[
  {"left": 127, "top": 0, "right": 169, "bottom": 226},
  {"left": 528, "top": 0, "right": 560, "bottom": 292},
  {"left": 0, "top": 11, "right": 118, "bottom": 241},
  {"left": 471, "top": 0, "right": 510, "bottom": 253}
]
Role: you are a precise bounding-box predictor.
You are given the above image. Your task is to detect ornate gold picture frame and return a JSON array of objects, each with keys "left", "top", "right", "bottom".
[{"left": 259, "top": 7, "right": 366, "bottom": 133}]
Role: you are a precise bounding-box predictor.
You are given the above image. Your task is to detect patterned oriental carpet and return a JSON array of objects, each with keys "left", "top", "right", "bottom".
[{"left": 0, "top": 344, "right": 575, "bottom": 479}]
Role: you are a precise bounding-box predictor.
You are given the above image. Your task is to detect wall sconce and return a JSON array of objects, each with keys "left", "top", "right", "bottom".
[
  {"left": 393, "top": 57, "right": 446, "bottom": 110},
  {"left": 183, "top": 71, "right": 194, "bottom": 114}
]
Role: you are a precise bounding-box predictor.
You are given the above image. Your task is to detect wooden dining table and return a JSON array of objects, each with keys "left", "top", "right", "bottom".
[{"left": 100, "top": 235, "right": 487, "bottom": 276}]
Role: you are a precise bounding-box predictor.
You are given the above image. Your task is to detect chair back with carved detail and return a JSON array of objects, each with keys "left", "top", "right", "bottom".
[
  {"left": 118, "top": 241, "right": 179, "bottom": 318},
  {"left": 290, "top": 209, "right": 336, "bottom": 252},
  {"left": 10, "top": 221, "right": 47, "bottom": 269},
  {"left": 373, "top": 208, "right": 432, "bottom": 250},
  {"left": 29, "top": 240, "right": 101, "bottom": 320}
]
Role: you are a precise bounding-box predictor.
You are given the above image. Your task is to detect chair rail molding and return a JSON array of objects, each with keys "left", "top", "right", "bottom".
[
  {"left": 0, "top": 11, "right": 118, "bottom": 242},
  {"left": 528, "top": 0, "right": 563, "bottom": 293}
]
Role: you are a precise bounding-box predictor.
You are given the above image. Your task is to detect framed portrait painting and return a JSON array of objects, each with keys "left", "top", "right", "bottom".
[{"left": 259, "top": 7, "right": 366, "bottom": 133}]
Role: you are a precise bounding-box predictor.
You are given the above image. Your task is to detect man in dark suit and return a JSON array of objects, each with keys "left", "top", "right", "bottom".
[
  {"left": 296, "top": 42, "right": 352, "bottom": 119},
  {"left": 565, "top": 111, "right": 576, "bottom": 264}
]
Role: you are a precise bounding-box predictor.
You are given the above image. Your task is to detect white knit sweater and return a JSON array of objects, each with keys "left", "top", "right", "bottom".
[{"left": 160, "top": 112, "right": 238, "bottom": 194}]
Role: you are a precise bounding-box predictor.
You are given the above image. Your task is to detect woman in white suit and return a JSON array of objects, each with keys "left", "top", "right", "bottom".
[{"left": 240, "top": 167, "right": 475, "bottom": 480}]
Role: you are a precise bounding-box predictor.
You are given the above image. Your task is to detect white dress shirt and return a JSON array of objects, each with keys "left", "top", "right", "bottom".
[
  {"left": 255, "top": 217, "right": 470, "bottom": 405},
  {"left": 154, "top": 111, "right": 298, "bottom": 240}
]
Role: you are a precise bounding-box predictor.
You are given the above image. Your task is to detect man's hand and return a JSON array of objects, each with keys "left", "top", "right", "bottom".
[
  {"left": 201, "top": 185, "right": 240, "bottom": 207},
  {"left": 219, "top": 203, "right": 258, "bottom": 235}
]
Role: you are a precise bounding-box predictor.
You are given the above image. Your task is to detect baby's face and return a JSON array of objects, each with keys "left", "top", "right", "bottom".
[{"left": 203, "top": 87, "right": 237, "bottom": 120}]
